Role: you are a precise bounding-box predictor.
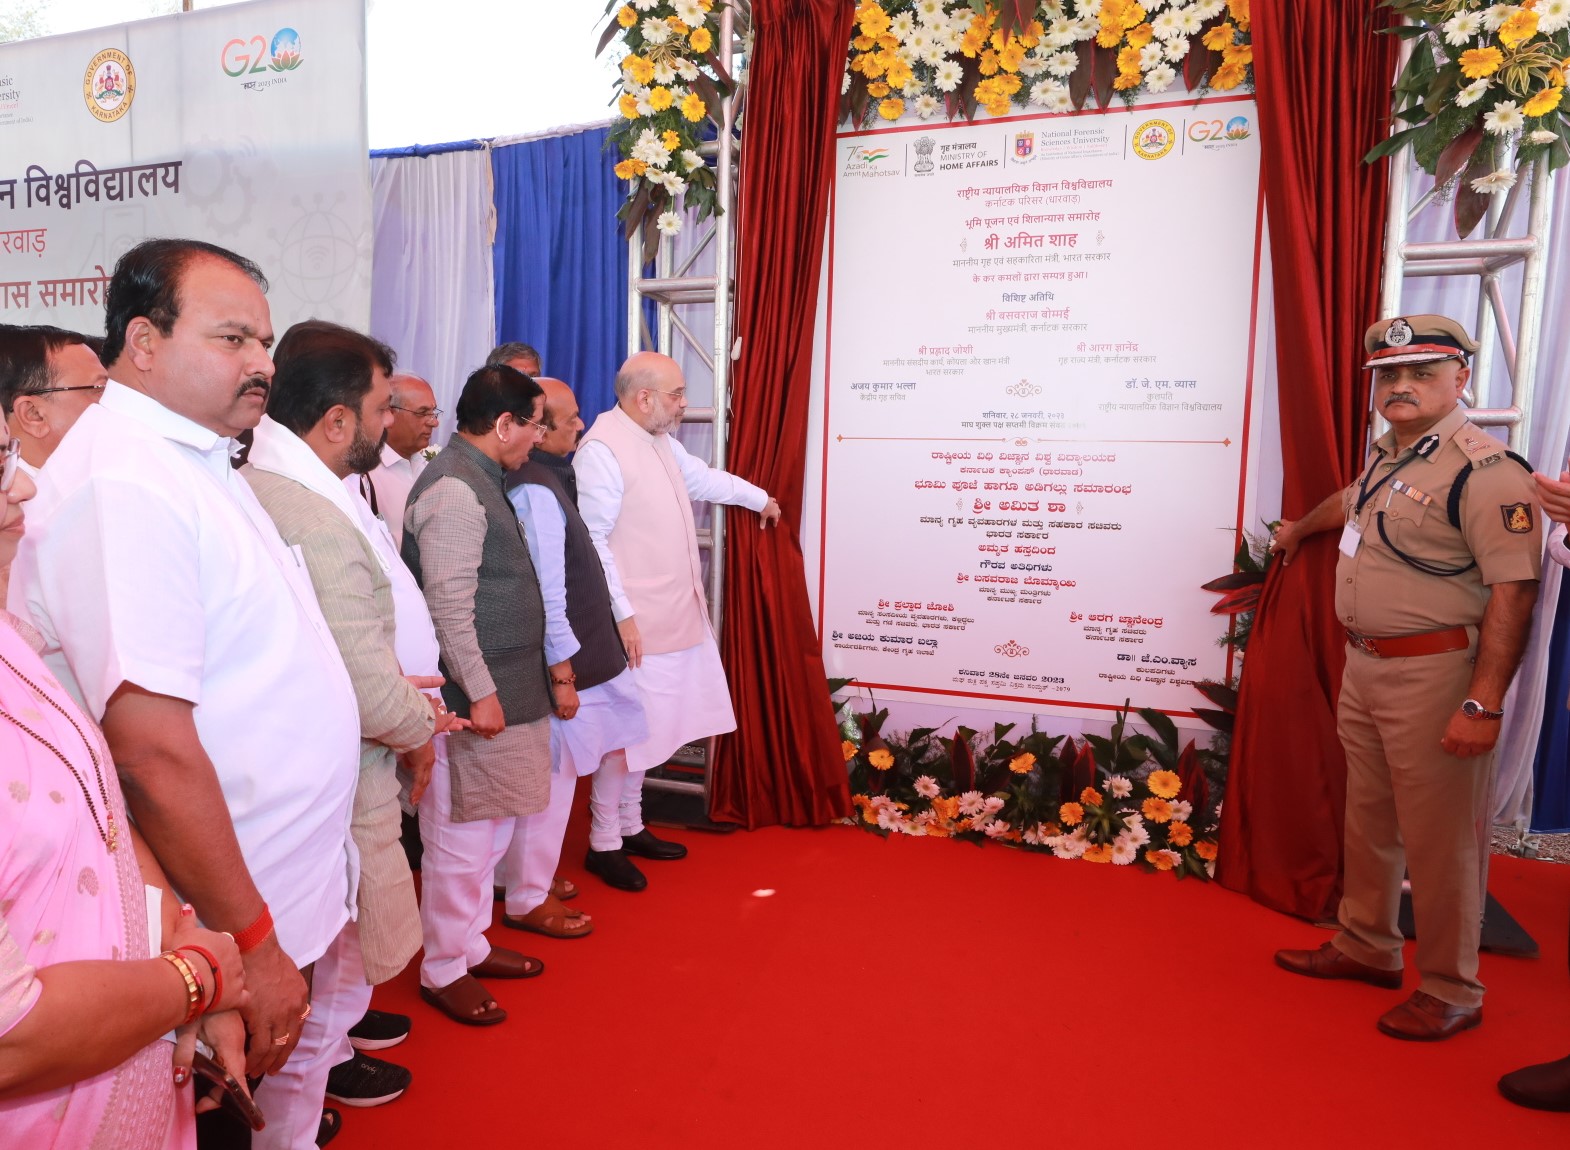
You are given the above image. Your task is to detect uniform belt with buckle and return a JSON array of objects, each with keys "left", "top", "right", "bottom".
[{"left": 1344, "top": 626, "right": 1470, "bottom": 658}]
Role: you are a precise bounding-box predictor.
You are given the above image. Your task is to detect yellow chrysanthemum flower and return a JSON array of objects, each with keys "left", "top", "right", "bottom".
[
  {"left": 878, "top": 96, "right": 905, "bottom": 121},
  {"left": 841, "top": 739, "right": 857, "bottom": 763},
  {"left": 1499, "top": 9, "right": 1539, "bottom": 49},
  {"left": 617, "top": 5, "right": 637, "bottom": 29},
  {"left": 690, "top": 26, "right": 713, "bottom": 53},
  {"left": 612, "top": 159, "right": 637, "bottom": 180},
  {"left": 867, "top": 80, "right": 890, "bottom": 97},
  {"left": 1201, "top": 21, "right": 1235, "bottom": 51},
  {"left": 661, "top": 129, "right": 681, "bottom": 151},
  {"left": 1117, "top": 46, "right": 1142, "bottom": 73},
  {"left": 648, "top": 86, "right": 675, "bottom": 112},
  {"left": 860, "top": 51, "right": 888, "bottom": 78},
  {"left": 623, "top": 54, "right": 655, "bottom": 86},
  {"left": 1524, "top": 85, "right": 1564, "bottom": 118},
  {"left": 617, "top": 93, "right": 640, "bottom": 119},
  {"left": 1459, "top": 46, "right": 1504, "bottom": 80},
  {"left": 682, "top": 92, "right": 706, "bottom": 121},
  {"left": 1008, "top": 752, "right": 1036, "bottom": 775},
  {"left": 1147, "top": 769, "right": 1182, "bottom": 799},
  {"left": 670, "top": 19, "right": 689, "bottom": 36},
  {"left": 1127, "top": 23, "right": 1155, "bottom": 50},
  {"left": 1000, "top": 41, "right": 1026, "bottom": 72},
  {"left": 1059, "top": 802, "right": 1084, "bottom": 826},
  {"left": 1211, "top": 60, "right": 1247, "bottom": 90},
  {"left": 979, "top": 49, "right": 1001, "bottom": 76},
  {"left": 868, "top": 747, "right": 894, "bottom": 769},
  {"left": 1227, "top": 0, "right": 1250, "bottom": 31},
  {"left": 852, "top": 34, "right": 874, "bottom": 51},
  {"left": 1113, "top": 70, "right": 1143, "bottom": 90},
  {"left": 1121, "top": 2, "right": 1147, "bottom": 30},
  {"left": 886, "top": 59, "right": 913, "bottom": 89},
  {"left": 1096, "top": 25, "right": 1122, "bottom": 48}
]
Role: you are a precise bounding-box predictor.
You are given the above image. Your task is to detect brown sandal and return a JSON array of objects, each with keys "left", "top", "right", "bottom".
[
  {"left": 420, "top": 974, "right": 507, "bottom": 1026},
  {"left": 550, "top": 876, "right": 579, "bottom": 901},
  {"left": 503, "top": 895, "right": 594, "bottom": 939},
  {"left": 468, "top": 946, "right": 545, "bottom": 979}
]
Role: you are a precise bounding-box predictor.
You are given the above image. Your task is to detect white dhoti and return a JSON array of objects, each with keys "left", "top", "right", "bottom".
[{"left": 623, "top": 636, "right": 734, "bottom": 772}]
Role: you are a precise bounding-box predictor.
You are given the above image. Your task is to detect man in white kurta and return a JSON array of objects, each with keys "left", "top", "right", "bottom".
[
  {"left": 365, "top": 373, "right": 438, "bottom": 550},
  {"left": 574, "top": 353, "right": 780, "bottom": 873},
  {"left": 7, "top": 240, "right": 361, "bottom": 1150}
]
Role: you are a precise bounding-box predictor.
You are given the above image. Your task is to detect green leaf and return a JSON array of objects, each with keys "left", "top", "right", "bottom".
[
  {"left": 827, "top": 677, "right": 855, "bottom": 695},
  {"left": 1364, "top": 122, "right": 1428, "bottom": 164},
  {"left": 1137, "top": 707, "right": 1179, "bottom": 751}
]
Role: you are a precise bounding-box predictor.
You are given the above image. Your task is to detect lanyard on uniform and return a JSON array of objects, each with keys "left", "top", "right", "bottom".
[{"left": 1355, "top": 451, "right": 1418, "bottom": 515}]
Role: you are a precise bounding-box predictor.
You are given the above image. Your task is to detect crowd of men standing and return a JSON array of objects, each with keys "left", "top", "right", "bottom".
[{"left": 0, "top": 237, "right": 779, "bottom": 1148}]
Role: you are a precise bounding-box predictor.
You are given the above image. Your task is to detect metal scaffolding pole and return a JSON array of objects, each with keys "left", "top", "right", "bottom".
[{"left": 625, "top": 3, "right": 747, "bottom": 813}]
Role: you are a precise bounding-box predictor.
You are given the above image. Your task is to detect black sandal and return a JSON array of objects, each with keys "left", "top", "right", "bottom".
[{"left": 316, "top": 1107, "right": 342, "bottom": 1147}]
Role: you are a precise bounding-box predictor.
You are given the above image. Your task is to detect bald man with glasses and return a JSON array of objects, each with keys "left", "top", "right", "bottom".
[{"left": 366, "top": 373, "right": 443, "bottom": 549}]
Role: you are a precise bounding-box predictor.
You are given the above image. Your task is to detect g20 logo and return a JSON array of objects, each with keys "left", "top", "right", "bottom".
[
  {"left": 1188, "top": 115, "right": 1251, "bottom": 142},
  {"left": 221, "top": 28, "right": 303, "bottom": 77}
]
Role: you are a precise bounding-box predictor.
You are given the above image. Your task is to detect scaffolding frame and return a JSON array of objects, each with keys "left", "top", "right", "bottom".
[{"left": 625, "top": 2, "right": 747, "bottom": 809}]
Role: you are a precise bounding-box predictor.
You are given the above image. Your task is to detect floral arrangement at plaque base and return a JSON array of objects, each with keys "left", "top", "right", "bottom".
[
  {"left": 1371, "top": 0, "right": 1570, "bottom": 237},
  {"left": 839, "top": 693, "right": 1221, "bottom": 879}
]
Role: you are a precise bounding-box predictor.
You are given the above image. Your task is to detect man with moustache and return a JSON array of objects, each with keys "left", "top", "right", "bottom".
[
  {"left": 574, "top": 352, "right": 781, "bottom": 889},
  {"left": 243, "top": 321, "right": 467, "bottom": 1120},
  {"left": 8, "top": 239, "right": 362, "bottom": 1147},
  {"left": 1271, "top": 315, "right": 1541, "bottom": 1042},
  {"left": 366, "top": 373, "right": 441, "bottom": 550}
]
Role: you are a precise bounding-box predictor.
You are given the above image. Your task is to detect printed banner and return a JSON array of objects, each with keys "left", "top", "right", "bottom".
[
  {"left": 0, "top": 0, "right": 370, "bottom": 333},
  {"left": 817, "top": 98, "right": 1266, "bottom": 717}
]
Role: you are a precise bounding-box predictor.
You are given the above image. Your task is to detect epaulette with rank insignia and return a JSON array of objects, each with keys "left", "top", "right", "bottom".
[{"left": 1444, "top": 423, "right": 1531, "bottom": 529}]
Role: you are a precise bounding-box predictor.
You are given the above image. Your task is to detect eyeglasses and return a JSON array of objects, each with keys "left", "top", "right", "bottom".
[
  {"left": 515, "top": 413, "right": 549, "bottom": 437},
  {"left": 31, "top": 384, "right": 106, "bottom": 397},
  {"left": 654, "top": 388, "right": 686, "bottom": 402},
  {"left": 391, "top": 404, "right": 444, "bottom": 421},
  {"left": 1, "top": 438, "right": 19, "bottom": 494}
]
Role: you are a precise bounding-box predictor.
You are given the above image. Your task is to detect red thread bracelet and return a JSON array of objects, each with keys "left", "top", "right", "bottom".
[
  {"left": 178, "top": 944, "right": 223, "bottom": 1012},
  {"left": 232, "top": 905, "right": 273, "bottom": 954}
]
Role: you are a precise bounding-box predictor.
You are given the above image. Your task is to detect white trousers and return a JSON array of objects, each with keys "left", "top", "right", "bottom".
[
  {"left": 497, "top": 765, "right": 577, "bottom": 916},
  {"left": 587, "top": 751, "right": 645, "bottom": 852},
  {"left": 252, "top": 921, "right": 369, "bottom": 1150},
  {"left": 418, "top": 735, "right": 512, "bottom": 989}
]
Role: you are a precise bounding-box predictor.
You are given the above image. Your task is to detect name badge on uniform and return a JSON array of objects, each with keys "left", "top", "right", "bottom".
[{"left": 1339, "top": 521, "right": 1362, "bottom": 557}]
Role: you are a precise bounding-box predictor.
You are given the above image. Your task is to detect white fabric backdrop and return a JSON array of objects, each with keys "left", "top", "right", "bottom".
[
  {"left": 369, "top": 148, "right": 496, "bottom": 443},
  {"left": 1399, "top": 164, "right": 1569, "bottom": 829}
]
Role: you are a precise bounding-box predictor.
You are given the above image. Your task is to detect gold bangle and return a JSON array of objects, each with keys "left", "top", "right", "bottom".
[{"left": 159, "top": 951, "right": 204, "bottom": 1026}]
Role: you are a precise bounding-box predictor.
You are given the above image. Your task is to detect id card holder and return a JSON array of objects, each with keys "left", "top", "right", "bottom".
[{"left": 1339, "top": 520, "right": 1362, "bottom": 558}]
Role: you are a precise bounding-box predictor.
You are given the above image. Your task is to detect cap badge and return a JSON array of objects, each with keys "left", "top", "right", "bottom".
[{"left": 1384, "top": 318, "right": 1414, "bottom": 347}]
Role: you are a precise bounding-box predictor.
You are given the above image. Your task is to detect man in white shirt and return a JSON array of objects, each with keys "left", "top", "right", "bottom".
[
  {"left": 365, "top": 373, "right": 440, "bottom": 550},
  {"left": 0, "top": 323, "right": 108, "bottom": 482},
  {"left": 574, "top": 352, "right": 780, "bottom": 887},
  {"left": 8, "top": 239, "right": 362, "bottom": 1150}
]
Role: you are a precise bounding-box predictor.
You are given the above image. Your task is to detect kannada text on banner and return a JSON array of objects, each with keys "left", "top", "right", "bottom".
[{"left": 819, "top": 99, "right": 1264, "bottom": 715}]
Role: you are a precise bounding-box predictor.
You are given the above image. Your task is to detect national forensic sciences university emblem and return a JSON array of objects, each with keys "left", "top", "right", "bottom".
[
  {"left": 84, "top": 48, "right": 135, "bottom": 123},
  {"left": 913, "top": 136, "right": 936, "bottom": 175},
  {"left": 1014, "top": 130, "right": 1035, "bottom": 159},
  {"left": 1132, "top": 118, "right": 1175, "bottom": 161}
]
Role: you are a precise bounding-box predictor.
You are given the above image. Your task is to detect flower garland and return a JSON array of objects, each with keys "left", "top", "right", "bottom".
[
  {"left": 599, "top": 0, "right": 735, "bottom": 257},
  {"left": 1374, "top": 2, "right": 1570, "bottom": 232},
  {"left": 841, "top": 0, "right": 1253, "bottom": 126},
  {"left": 840, "top": 700, "right": 1221, "bottom": 878}
]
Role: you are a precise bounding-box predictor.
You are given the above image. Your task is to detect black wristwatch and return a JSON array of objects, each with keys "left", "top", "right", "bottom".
[{"left": 1460, "top": 699, "right": 1504, "bottom": 721}]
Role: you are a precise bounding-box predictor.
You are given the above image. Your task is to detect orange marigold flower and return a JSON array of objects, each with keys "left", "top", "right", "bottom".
[
  {"left": 1459, "top": 47, "right": 1504, "bottom": 80},
  {"left": 1223, "top": 42, "right": 1253, "bottom": 67},
  {"left": 1226, "top": 0, "right": 1250, "bottom": 31},
  {"left": 1499, "top": 10, "right": 1539, "bottom": 49},
  {"left": 1524, "top": 86, "right": 1564, "bottom": 118},
  {"left": 617, "top": 6, "right": 637, "bottom": 29},
  {"left": 1122, "top": 2, "right": 1147, "bottom": 30},
  {"left": 860, "top": 51, "right": 888, "bottom": 78},
  {"left": 1169, "top": 820, "right": 1194, "bottom": 847},
  {"left": 1096, "top": 25, "right": 1122, "bottom": 48},
  {"left": 1008, "top": 752, "right": 1037, "bottom": 775},
  {"left": 1127, "top": 23, "right": 1155, "bottom": 49},
  {"left": 1147, "top": 770, "right": 1182, "bottom": 800},
  {"left": 1141, "top": 797, "right": 1173, "bottom": 823},
  {"left": 852, "top": 34, "right": 874, "bottom": 52},
  {"left": 1117, "top": 45, "right": 1142, "bottom": 72},
  {"left": 867, "top": 747, "right": 894, "bottom": 770},
  {"left": 617, "top": 93, "right": 640, "bottom": 119},
  {"left": 933, "top": 796, "right": 960, "bottom": 821},
  {"left": 1211, "top": 60, "right": 1247, "bottom": 90},
  {"left": 1081, "top": 786, "right": 1104, "bottom": 806},
  {"left": 1059, "top": 802, "right": 1085, "bottom": 826},
  {"left": 926, "top": 822, "right": 952, "bottom": 839},
  {"left": 1201, "top": 21, "right": 1235, "bottom": 52},
  {"left": 878, "top": 97, "right": 905, "bottom": 121},
  {"left": 1194, "top": 840, "right": 1219, "bottom": 860},
  {"left": 1146, "top": 849, "right": 1176, "bottom": 871},
  {"left": 867, "top": 81, "right": 890, "bottom": 97},
  {"left": 979, "top": 49, "right": 1001, "bottom": 76},
  {"left": 1000, "top": 41, "right": 1026, "bottom": 72},
  {"left": 690, "top": 26, "right": 713, "bottom": 53},
  {"left": 1113, "top": 70, "right": 1142, "bottom": 90},
  {"left": 877, "top": 32, "right": 899, "bottom": 51},
  {"left": 862, "top": 805, "right": 878, "bottom": 824},
  {"left": 1083, "top": 843, "right": 1114, "bottom": 863},
  {"left": 841, "top": 739, "right": 857, "bottom": 763}
]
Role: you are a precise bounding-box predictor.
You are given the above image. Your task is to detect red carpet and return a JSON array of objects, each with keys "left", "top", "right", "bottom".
[{"left": 338, "top": 789, "right": 1570, "bottom": 1147}]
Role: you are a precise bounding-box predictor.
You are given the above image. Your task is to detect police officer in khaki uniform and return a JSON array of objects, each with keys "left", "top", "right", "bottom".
[{"left": 1271, "top": 314, "right": 1542, "bottom": 1041}]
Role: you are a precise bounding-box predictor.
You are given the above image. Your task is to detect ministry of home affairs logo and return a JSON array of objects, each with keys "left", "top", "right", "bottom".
[
  {"left": 913, "top": 135, "right": 936, "bottom": 175},
  {"left": 83, "top": 49, "right": 135, "bottom": 123},
  {"left": 1132, "top": 118, "right": 1176, "bottom": 161}
]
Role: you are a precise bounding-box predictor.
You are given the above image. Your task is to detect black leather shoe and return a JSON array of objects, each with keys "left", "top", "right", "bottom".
[
  {"left": 622, "top": 828, "right": 688, "bottom": 861},
  {"left": 1498, "top": 1054, "right": 1570, "bottom": 1111},
  {"left": 585, "top": 848, "right": 647, "bottom": 891}
]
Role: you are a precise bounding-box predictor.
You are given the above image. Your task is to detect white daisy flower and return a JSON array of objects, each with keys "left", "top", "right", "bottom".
[
  {"left": 1540, "top": 0, "right": 1570, "bottom": 34},
  {"left": 1075, "top": 0, "right": 1104, "bottom": 17},
  {"left": 1455, "top": 78, "right": 1491, "bottom": 107},
  {"left": 1107, "top": 775, "right": 1133, "bottom": 799},
  {"left": 1471, "top": 169, "right": 1517, "bottom": 194},
  {"left": 1481, "top": 4, "right": 1518, "bottom": 33},
  {"left": 1144, "top": 0, "right": 1170, "bottom": 11},
  {"left": 640, "top": 17, "right": 671, "bottom": 45},
  {"left": 673, "top": 0, "right": 705, "bottom": 24},
  {"left": 915, "top": 0, "right": 943, "bottom": 20},
  {"left": 680, "top": 148, "right": 704, "bottom": 172},
  {"left": 957, "top": 789, "right": 985, "bottom": 816},
  {"left": 934, "top": 59, "right": 964, "bottom": 91},
  {"left": 631, "top": 0, "right": 659, "bottom": 10},
  {"left": 1030, "top": 78, "right": 1067, "bottom": 106},
  {"left": 1176, "top": 5, "right": 1205, "bottom": 35},
  {"left": 675, "top": 58, "right": 700, "bottom": 81},
  {"left": 652, "top": 60, "right": 677, "bottom": 85},
  {"left": 1165, "top": 35, "right": 1191, "bottom": 61},
  {"left": 1528, "top": 128, "right": 1560, "bottom": 144},
  {"left": 1046, "top": 87, "right": 1074, "bottom": 112},
  {"left": 1019, "top": 51, "right": 1049, "bottom": 76},
  {"left": 891, "top": 11, "right": 916, "bottom": 39},
  {"left": 1442, "top": 11, "right": 1484, "bottom": 44},
  {"left": 841, "top": 70, "right": 850, "bottom": 94},
  {"left": 1170, "top": 800, "right": 1193, "bottom": 823},
  {"left": 1192, "top": 0, "right": 1225, "bottom": 19},
  {"left": 915, "top": 92, "right": 941, "bottom": 118},
  {"left": 1140, "top": 42, "right": 1165, "bottom": 69},
  {"left": 921, "top": 44, "right": 949, "bottom": 66},
  {"left": 908, "top": 28, "right": 933, "bottom": 54},
  {"left": 656, "top": 210, "right": 682, "bottom": 236},
  {"left": 1046, "top": 18, "right": 1077, "bottom": 48},
  {"left": 1153, "top": 10, "right": 1184, "bottom": 39},
  {"left": 983, "top": 820, "right": 1011, "bottom": 839},
  {"left": 1484, "top": 100, "right": 1524, "bottom": 135},
  {"left": 635, "top": 95, "right": 655, "bottom": 117},
  {"left": 913, "top": 775, "right": 940, "bottom": 798},
  {"left": 1047, "top": 49, "right": 1079, "bottom": 76}
]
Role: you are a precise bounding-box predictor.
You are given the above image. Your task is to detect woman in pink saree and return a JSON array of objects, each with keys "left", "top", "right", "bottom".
[{"left": 0, "top": 424, "right": 248, "bottom": 1146}]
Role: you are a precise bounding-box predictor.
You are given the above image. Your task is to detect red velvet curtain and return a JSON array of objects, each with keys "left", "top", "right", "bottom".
[
  {"left": 1215, "top": 0, "right": 1398, "bottom": 919},
  {"left": 710, "top": 0, "right": 855, "bottom": 828}
]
